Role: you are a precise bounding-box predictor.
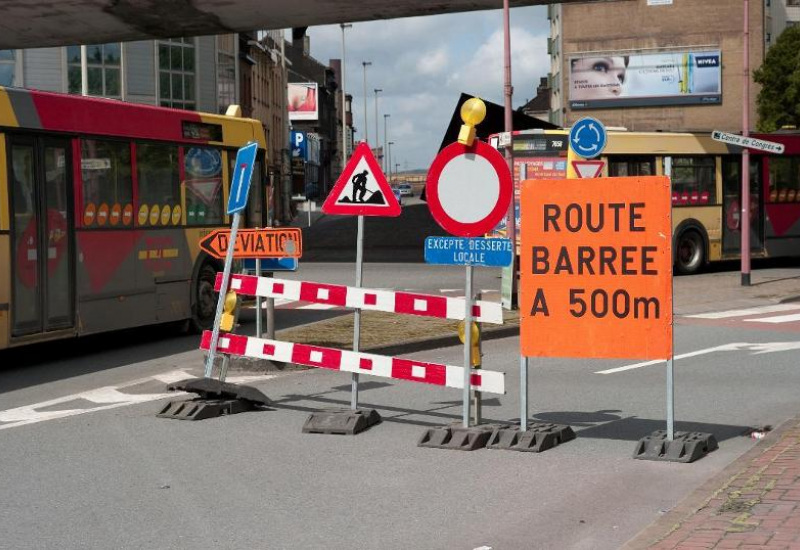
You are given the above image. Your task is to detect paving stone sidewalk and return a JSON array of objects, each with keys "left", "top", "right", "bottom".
[{"left": 625, "top": 418, "right": 800, "bottom": 549}]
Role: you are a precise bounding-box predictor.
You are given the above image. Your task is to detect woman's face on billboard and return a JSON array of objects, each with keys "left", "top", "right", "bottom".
[{"left": 570, "top": 57, "right": 627, "bottom": 100}]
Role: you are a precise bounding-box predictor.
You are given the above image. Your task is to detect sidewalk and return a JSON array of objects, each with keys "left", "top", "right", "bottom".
[{"left": 625, "top": 416, "right": 800, "bottom": 549}]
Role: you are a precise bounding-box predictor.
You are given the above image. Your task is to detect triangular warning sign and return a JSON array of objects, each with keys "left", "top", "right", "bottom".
[
  {"left": 572, "top": 160, "right": 604, "bottom": 179},
  {"left": 322, "top": 142, "right": 401, "bottom": 217},
  {"left": 185, "top": 178, "right": 222, "bottom": 205}
]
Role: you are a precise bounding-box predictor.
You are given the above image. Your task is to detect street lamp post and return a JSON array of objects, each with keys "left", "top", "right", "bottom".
[
  {"left": 374, "top": 88, "right": 382, "bottom": 162},
  {"left": 387, "top": 141, "right": 394, "bottom": 182},
  {"left": 340, "top": 24, "right": 352, "bottom": 171},
  {"left": 383, "top": 114, "right": 390, "bottom": 172},
  {"left": 362, "top": 61, "right": 372, "bottom": 143}
]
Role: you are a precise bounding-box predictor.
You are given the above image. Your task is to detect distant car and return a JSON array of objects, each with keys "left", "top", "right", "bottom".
[
  {"left": 392, "top": 187, "right": 403, "bottom": 205},
  {"left": 398, "top": 184, "right": 413, "bottom": 197}
]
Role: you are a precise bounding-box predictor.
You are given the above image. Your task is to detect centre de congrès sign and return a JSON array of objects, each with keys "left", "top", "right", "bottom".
[{"left": 569, "top": 49, "right": 721, "bottom": 110}]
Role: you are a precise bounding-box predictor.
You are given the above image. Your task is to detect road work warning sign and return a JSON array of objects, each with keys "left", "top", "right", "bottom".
[{"left": 520, "top": 176, "right": 672, "bottom": 360}]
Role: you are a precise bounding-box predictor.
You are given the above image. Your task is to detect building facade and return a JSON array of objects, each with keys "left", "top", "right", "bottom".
[{"left": 548, "top": 0, "right": 800, "bottom": 133}]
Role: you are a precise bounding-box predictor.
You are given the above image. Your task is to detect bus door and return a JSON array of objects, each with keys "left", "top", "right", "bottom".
[
  {"left": 722, "top": 156, "right": 764, "bottom": 255},
  {"left": 8, "top": 135, "right": 74, "bottom": 336}
]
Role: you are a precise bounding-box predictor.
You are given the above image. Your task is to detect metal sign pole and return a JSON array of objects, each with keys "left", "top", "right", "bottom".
[
  {"left": 266, "top": 272, "right": 275, "bottom": 340},
  {"left": 204, "top": 212, "right": 241, "bottom": 378},
  {"left": 351, "top": 214, "right": 365, "bottom": 410},
  {"left": 665, "top": 155, "right": 675, "bottom": 441},
  {"left": 255, "top": 257, "right": 263, "bottom": 338},
  {"left": 462, "top": 264, "right": 474, "bottom": 428},
  {"left": 520, "top": 355, "right": 528, "bottom": 431}
]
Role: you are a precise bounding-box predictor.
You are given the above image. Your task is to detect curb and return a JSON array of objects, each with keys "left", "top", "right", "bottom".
[{"left": 621, "top": 413, "right": 800, "bottom": 550}]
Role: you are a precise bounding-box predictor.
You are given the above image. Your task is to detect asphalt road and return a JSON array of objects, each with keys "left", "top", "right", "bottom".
[{"left": 3, "top": 260, "right": 800, "bottom": 549}]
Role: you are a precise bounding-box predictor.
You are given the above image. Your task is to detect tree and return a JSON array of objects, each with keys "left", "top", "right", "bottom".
[{"left": 753, "top": 26, "right": 800, "bottom": 132}]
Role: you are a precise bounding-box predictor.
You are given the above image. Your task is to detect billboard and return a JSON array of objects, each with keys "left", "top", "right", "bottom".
[
  {"left": 288, "top": 82, "right": 318, "bottom": 121},
  {"left": 569, "top": 50, "right": 721, "bottom": 110}
]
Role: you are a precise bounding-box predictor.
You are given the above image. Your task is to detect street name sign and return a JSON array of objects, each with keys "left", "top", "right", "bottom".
[
  {"left": 711, "top": 130, "right": 785, "bottom": 154},
  {"left": 426, "top": 140, "right": 512, "bottom": 237},
  {"left": 200, "top": 228, "right": 302, "bottom": 260},
  {"left": 569, "top": 117, "right": 607, "bottom": 159},
  {"left": 520, "top": 176, "right": 672, "bottom": 360},
  {"left": 227, "top": 141, "right": 259, "bottom": 214},
  {"left": 424, "top": 236, "right": 513, "bottom": 267}
]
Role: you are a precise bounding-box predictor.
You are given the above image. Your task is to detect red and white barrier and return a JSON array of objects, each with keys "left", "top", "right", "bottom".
[
  {"left": 200, "top": 331, "right": 505, "bottom": 395},
  {"left": 215, "top": 273, "right": 503, "bottom": 325}
]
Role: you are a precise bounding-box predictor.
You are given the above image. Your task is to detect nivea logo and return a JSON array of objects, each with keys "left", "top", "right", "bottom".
[{"left": 694, "top": 55, "right": 719, "bottom": 68}]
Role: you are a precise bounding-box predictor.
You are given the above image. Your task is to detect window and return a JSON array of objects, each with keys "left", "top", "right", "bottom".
[
  {"left": 158, "top": 38, "right": 196, "bottom": 111},
  {"left": 81, "top": 140, "right": 133, "bottom": 228},
  {"left": 137, "top": 144, "right": 181, "bottom": 226},
  {"left": 184, "top": 147, "right": 224, "bottom": 225},
  {"left": 609, "top": 156, "right": 655, "bottom": 177},
  {"left": 217, "top": 35, "right": 236, "bottom": 113},
  {"left": 67, "top": 44, "right": 122, "bottom": 97},
  {"left": 670, "top": 156, "right": 716, "bottom": 205},
  {"left": 0, "top": 50, "right": 15, "bottom": 86},
  {"left": 768, "top": 157, "right": 800, "bottom": 202}
]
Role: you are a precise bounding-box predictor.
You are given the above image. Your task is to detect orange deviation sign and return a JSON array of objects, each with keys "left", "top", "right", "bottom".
[
  {"left": 520, "top": 176, "right": 672, "bottom": 360},
  {"left": 200, "top": 227, "right": 303, "bottom": 260}
]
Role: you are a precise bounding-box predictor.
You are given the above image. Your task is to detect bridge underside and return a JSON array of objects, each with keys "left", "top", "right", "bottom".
[{"left": 0, "top": 0, "right": 596, "bottom": 49}]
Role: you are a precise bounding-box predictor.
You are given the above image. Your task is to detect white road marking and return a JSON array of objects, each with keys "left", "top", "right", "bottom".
[
  {"left": 0, "top": 373, "right": 277, "bottom": 432},
  {"left": 686, "top": 304, "right": 800, "bottom": 319},
  {"left": 596, "top": 342, "right": 800, "bottom": 374},
  {"left": 745, "top": 313, "right": 800, "bottom": 324},
  {"left": 152, "top": 370, "right": 196, "bottom": 384}
]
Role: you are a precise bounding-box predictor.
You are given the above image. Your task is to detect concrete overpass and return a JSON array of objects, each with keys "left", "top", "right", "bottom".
[{"left": 0, "top": 0, "right": 602, "bottom": 49}]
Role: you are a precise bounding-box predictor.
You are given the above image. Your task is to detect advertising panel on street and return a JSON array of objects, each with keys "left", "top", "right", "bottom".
[
  {"left": 288, "top": 83, "right": 318, "bottom": 121},
  {"left": 569, "top": 50, "right": 721, "bottom": 110},
  {"left": 520, "top": 176, "right": 673, "bottom": 360}
]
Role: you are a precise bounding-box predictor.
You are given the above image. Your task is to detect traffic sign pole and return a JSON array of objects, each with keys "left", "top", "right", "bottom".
[
  {"left": 462, "top": 264, "right": 473, "bottom": 428},
  {"left": 204, "top": 212, "right": 241, "bottom": 378},
  {"left": 665, "top": 157, "right": 675, "bottom": 441},
  {"left": 520, "top": 355, "right": 528, "bottom": 432},
  {"left": 351, "top": 214, "right": 365, "bottom": 410}
]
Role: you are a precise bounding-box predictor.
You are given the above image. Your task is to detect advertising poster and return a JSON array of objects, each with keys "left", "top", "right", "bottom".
[
  {"left": 288, "top": 83, "right": 318, "bottom": 121},
  {"left": 569, "top": 50, "right": 721, "bottom": 109}
]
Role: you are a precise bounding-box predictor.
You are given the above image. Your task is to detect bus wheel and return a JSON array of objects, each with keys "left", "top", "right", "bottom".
[
  {"left": 676, "top": 230, "right": 705, "bottom": 275},
  {"left": 191, "top": 264, "right": 218, "bottom": 332}
]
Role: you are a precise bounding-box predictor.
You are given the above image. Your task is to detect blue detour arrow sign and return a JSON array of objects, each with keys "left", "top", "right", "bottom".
[
  {"left": 227, "top": 141, "right": 259, "bottom": 215},
  {"left": 569, "top": 117, "right": 607, "bottom": 159},
  {"left": 424, "top": 237, "right": 513, "bottom": 267}
]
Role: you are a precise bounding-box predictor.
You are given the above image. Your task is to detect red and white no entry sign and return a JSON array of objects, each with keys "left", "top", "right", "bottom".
[{"left": 426, "top": 140, "right": 512, "bottom": 237}]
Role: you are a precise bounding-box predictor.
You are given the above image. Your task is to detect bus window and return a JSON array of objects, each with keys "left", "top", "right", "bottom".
[
  {"left": 768, "top": 156, "right": 800, "bottom": 203},
  {"left": 80, "top": 139, "right": 133, "bottom": 228},
  {"left": 608, "top": 156, "right": 655, "bottom": 177},
  {"left": 136, "top": 143, "right": 181, "bottom": 226},
  {"left": 670, "top": 156, "right": 716, "bottom": 205},
  {"left": 184, "top": 147, "right": 224, "bottom": 226}
]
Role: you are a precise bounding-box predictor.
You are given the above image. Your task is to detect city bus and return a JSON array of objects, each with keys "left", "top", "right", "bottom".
[
  {"left": 0, "top": 86, "right": 267, "bottom": 350},
  {"left": 491, "top": 129, "right": 800, "bottom": 275}
]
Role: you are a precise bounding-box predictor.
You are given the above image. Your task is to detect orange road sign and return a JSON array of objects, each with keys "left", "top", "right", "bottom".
[
  {"left": 520, "top": 176, "right": 672, "bottom": 360},
  {"left": 200, "top": 228, "right": 302, "bottom": 260}
]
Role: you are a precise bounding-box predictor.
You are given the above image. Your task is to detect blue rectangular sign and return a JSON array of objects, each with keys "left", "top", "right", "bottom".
[
  {"left": 243, "top": 257, "right": 299, "bottom": 272},
  {"left": 227, "top": 141, "right": 259, "bottom": 215},
  {"left": 424, "top": 237, "right": 513, "bottom": 267}
]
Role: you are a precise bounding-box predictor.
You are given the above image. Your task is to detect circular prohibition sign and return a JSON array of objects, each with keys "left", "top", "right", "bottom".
[{"left": 426, "top": 140, "right": 512, "bottom": 237}]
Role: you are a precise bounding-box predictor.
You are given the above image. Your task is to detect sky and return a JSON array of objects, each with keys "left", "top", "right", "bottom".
[{"left": 298, "top": 6, "right": 550, "bottom": 171}]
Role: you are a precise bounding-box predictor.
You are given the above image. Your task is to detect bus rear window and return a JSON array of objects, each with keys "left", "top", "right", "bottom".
[{"left": 81, "top": 139, "right": 133, "bottom": 228}]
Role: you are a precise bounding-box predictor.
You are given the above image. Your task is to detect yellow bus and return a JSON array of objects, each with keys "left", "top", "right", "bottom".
[
  {"left": 492, "top": 129, "right": 800, "bottom": 274},
  {"left": 0, "top": 86, "right": 267, "bottom": 349}
]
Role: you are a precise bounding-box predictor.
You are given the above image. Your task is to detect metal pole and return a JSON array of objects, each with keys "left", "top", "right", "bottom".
[
  {"left": 351, "top": 214, "right": 365, "bottom": 409},
  {"left": 374, "top": 88, "right": 382, "bottom": 160},
  {"left": 520, "top": 355, "right": 528, "bottom": 431},
  {"left": 340, "top": 24, "right": 352, "bottom": 171},
  {"left": 383, "top": 114, "right": 390, "bottom": 173},
  {"left": 204, "top": 212, "right": 241, "bottom": 378},
  {"left": 266, "top": 272, "right": 275, "bottom": 340},
  {"left": 362, "top": 61, "right": 371, "bottom": 143},
  {"left": 255, "top": 258, "right": 263, "bottom": 338},
  {"left": 741, "top": 0, "right": 752, "bottom": 287},
  {"left": 665, "top": 156, "right": 675, "bottom": 440},
  {"left": 502, "top": 0, "right": 517, "bottom": 309},
  {"left": 462, "top": 264, "right": 474, "bottom": 428}
]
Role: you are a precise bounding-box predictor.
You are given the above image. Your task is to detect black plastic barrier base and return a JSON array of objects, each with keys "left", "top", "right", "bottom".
[
  {"left": 157, "top": 377, "right": 271, "bottom": 421},
  {"left": 417, "top": 423, "right": 495, "bottom": 451},
  {"left": 486, "top": 422, "right": 576, "bottom": 453},
  {"left": 302, "top": 408, "right": 382, "bottom": 435},
  {"left": 633, "top": 430, "right": 719, "bottom": 463}
]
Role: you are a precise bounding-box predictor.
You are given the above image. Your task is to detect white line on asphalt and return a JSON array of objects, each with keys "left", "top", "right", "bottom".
[
  {"left": 0, "top": 373, "right": 277, "bottom": 432},
  {"left": 685, "top": 304, "right": 800, "bottom": 319},
  {"left": 596, "top": 341, "right": 800, "bottom": 374},
  {"left": 745, "top": 313, "right": 800, "bottom": 324}
]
